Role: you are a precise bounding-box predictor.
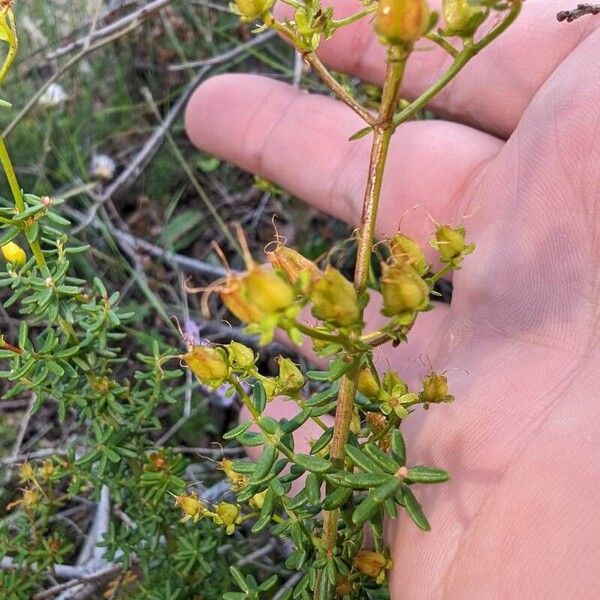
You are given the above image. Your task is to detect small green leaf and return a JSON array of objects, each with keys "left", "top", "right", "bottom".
[
  {"left": 305, "top": 370, "right": 330, "bottom": 381},
  {"left": 293, "top": 453, "right": 331, "bottom": 473},
  {"left": 390, "top": 429, "right": 406, "bottom": 466},
  {"left": 344, "top": 444, "right": 380, "bottom": 473},
  {"left": 252, "top": 381, "right": 267, "bottom": 413},
  {"left": 351, "top": 478, "right": 401, "bottom": 527},
  {"left": 251, "top": 444, "right": 278, "bottom": 482},
  {"left": 310, "top": 427, "right": 333, "bottom": 455},
  {"left": 223, "top": 420, "right": 252, "bottom": 441},
  {"left": 402, "top": 485, "right": 431, "bottom": 530},
  {"left": 322, "top": 486, "right": 353, "bottom": 511},
  {"left": 406, "top": 466, "right": 449, "bottom": 484},
  {"left": 363, "top": 442, "right": 400, "bottom": 474}
]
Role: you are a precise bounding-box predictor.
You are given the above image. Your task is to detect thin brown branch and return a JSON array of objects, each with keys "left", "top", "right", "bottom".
[{"left": 303, "top": 52, "right": 376, "bottom": 126}]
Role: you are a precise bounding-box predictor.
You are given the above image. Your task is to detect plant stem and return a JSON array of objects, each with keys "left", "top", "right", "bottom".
[
  {"left": 355, "top": 45, "right": 408, "bottom": 293},
  {"left": 303, "top": 53, "right": 375, "bottom": 125},
  {"left": 0, "top": 137, "right": 47, "bottom": 270},
  {"left": 314, "top": 46, "right": 409, "bottom": 600}
]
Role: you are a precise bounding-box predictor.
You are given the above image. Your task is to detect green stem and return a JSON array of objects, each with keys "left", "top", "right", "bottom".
[
  {"left": 0, "top": 136, "right": 47, "bottom": 270},
  {"left": 331, "top": 5, "right": 378, "bottom": 29}
]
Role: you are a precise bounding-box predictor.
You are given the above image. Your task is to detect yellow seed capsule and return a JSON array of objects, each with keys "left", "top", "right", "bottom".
[
  {"left": 420, "top": 372, "right": 453, "bottom": 403},
  {"left": 357, "top": 369, "right": 381, "bottom": 399},
  {"left": 41, "top": 460, "right": 54, "bottom": 479},
  {"left": 2, "top": 242, "right": 26, "bottom": 266},
  {"left": 184, "top": 345, "right": 229, "bottom": 386},
  {"left": 389, "top": 233, "right": 428, "bottom": 275},
  {"left": 267, "top": 245, "right": 320, "bottom": 288},
  {"left": 375, "top": 0, "right": 430, "bottom": 46},
  {"left": 22, "top": 488, "right": 41, "bottom": 508},
  {"left": 433, "top": 224, "right": 471, "bottom": 262},
  {"left": 234, "top": 0, "right": 268, "bottom": 20},
  {"left": 220, "top": 276, "right": 263, "bottom": 324},
  {"left": 354, "top": 550, "right": 392, "bottom": 584},
  {"left": 228, "top": 341, "right": 255, "bottom": 370},
  {"left": 310, "top": 266, "right": 360, "bottom": 328},
  {"left": 219, "top": 459, "right": 248, "bottom": 492},
  {"left": 443, "top": 0, "right": 486, "bottom": 37},
  {"left": 245, "top": 266, "right": 295, "bottom": 314},
  {"left": 380, "top": 263, "right": 429, "bottom": 317},
  {"left": 276, "top": 357, "right": 305, "bottom": 394}
]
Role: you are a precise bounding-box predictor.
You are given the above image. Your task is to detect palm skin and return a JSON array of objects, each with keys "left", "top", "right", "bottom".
[{"left": 185, "top": 1, "right": 600, "bottom": 597}]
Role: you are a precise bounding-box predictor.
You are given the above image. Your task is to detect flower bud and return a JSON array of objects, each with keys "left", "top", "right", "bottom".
[
  {"left": 184, "top": 345, "right": 229, "bottom": 387},
  {"left": 381, "top": 263, "right": 429, "bottom": 317},
  {"left": 41, "top": 460, "right": 54, "bottom": 479},
  {"left": 310, "top": 266, "right": 360, "bottom": 327},
  {"left": 354, "top": 550, "right": 392, "bottom": 584},
  {"left": 249, "top": 489, "right": 268, "bottom": 510},
  {"left": 220, "top": 276, "right": 263, "bottom": 324},
  {"left": 227, "top": 341, "right": 255, "bottom": 370},
  {"left": 357, "top": 369, "right": 381, "bottom": 399},
  {"left": 389, "top": 233, "right": 428, "bottom": 275},
  {"left": 443, "top": 0, "right": 486, "bottom": 37},
  {"left": 375, "top": 0, "right": 430, "bottom": 46},
  {"left": 420, "top": 372, "right": 454, "bottom": 403},
  {"left": 2, "top": 242, "right": 26, "bottom": 266},
  {"left": 350, "top": 410, "right": 362, "bottom": 436},
  {"left": 432, "top": 224, "right": 474, "bottom": 263},
  {"left": 234, "top": 0, "right": 268, "bottom": 20},
  {"left": 267, "top": 245, "right": 320, "bottom": 292},
  {"left": 276, "top": 357, "right": 305, "bottom": 394}
]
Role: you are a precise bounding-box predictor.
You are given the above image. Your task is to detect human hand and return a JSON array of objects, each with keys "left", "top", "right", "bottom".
[{"left": 185, "top": 1, "right": 600, "bottom": 597}]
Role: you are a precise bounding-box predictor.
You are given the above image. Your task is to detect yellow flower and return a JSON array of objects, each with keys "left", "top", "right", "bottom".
[
  {"left": 175, "top": 492, "right": 207, "bottom": 523},
  {"left": 234, "top": 0, "right": 269, "bottom": 20},
  {"left": 276, "top": 357, "right": 305, "bottom": 394},
  {"left": 420, "top": 372, "right": 454, "bottom": 404},
  {"left": 213, "top": 502, "right": 242, "bottom": 535},
  {"left": 19, "top": 462, "right": 35, "bottom": 482},
  {"left": 1, "top": 241, "right": 26, "bottom": 265}
]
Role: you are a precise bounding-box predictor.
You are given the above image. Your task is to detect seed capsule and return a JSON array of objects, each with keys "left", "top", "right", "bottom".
[
  {"left": 1, "top": 242, "right": 26, "bottom": 266},
  {"left": 184, "top": 345, "right": 229, "bottom": 387},
  {"left": 276, "top": 357, "right": 305, "bottom": 394},
  {"left": 433, "top": 224, "right": 474, "bottom": 263},
  {"left": 380, "top": 262, "right": 429, "bottom": 317},
  {"left": 354, "top": 550, "right": 393, "bottom": 584},
  {"left": 267, "top": 245, "right": 320, "bottom": 293},
  {"left": 375, "top": 0, "right": 430, "bottom": 46},
  {"left": 227, "top": 341, "right": 255, "bottom": 370},
  {"left": 234, "top": 0, "right": 268, "bottom": 20},
  {"left": 420, "top": 372, "right": 454, "bottom": 403},
  {"left": 310, "top": 266, "right": 360, "bottom": 327},
  {"left": 389, "top": 233, "right": 428, "bottom": 275},
  {"left": 357, "top": 369, "right": 381, "bottom": 399},
  {"left": 443, "top": 0, "right": 486, "bottom": 37}
]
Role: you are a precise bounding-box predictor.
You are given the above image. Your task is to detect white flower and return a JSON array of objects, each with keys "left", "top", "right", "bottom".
[
  {"left": 39, "top": 83, "right": 68, "bottom": 108},
  {"left": 90, "top": 154, "right": 116, "bottom": 181}
]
